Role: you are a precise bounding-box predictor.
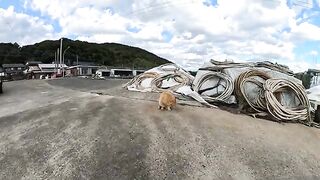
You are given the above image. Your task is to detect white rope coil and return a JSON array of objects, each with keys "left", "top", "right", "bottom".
[
  {"left": 151, "top": 71, "right": 193, "bottom": 92},
  {"left": 264, "top": 79, "right": 311, "bottom": 122},
  {"left": 158, "top": 63, "right": 181, "bottom": 72},
  {"left": 235, "top": 70, "right": 271, "bottom": 112},
  {"left": 124, "top": 72, "right": 159, "bottom": 90},
  {"left": 193, "top": 72, "right": 234, "bottom": 103},
  {"left": 124, "top": 63, "right": 193, "bottom": 93}
]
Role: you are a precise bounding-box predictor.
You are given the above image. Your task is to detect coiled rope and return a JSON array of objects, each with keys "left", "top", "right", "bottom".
[
  {"left": 124, "top": 63, "right": 193, "bottom": 93},
  {"left": 193, "top": 71, "right": 234, "bottom": 103},
  {"left": 264, "top": 79, "right": 311, "bottom": 122},
  {"left": 124, "top": 72, "right": 159, "bottom": 90},
  {"left": 151, "top": 70, "right": 193, "bottom": 92},
  {"left": 158, "top": 63, "right": 181, "bottom": 72},
  {"left": 235, "top": 70, "right": 271, "bottom": 112}
]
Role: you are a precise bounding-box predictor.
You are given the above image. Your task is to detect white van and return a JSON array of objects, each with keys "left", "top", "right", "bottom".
[{"left": 94, "top": 69, "right": 111, "bottom": 79}]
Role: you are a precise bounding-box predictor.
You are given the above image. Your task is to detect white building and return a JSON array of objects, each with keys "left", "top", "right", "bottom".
[
  {"left": 38, "top": 64, "right": 68, "bottom": 74},
  {"left": 66, "top": 65, "right": 101, "bottom": 76},
  {"left": 110, "top": 68, "right": 134, "bottom": 77}
]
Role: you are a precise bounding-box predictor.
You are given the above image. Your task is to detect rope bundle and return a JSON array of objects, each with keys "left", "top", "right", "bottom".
[
  {"left": 124, "top": 63, "right": 193, "bottom": 93},
  {"left": 235, "top": 70, "right": 311, "bottom": 123},
  {"left": 151, "top": 71, "right": 193, "bottom": 92},
  {"left": 124, "top": 72, "right": 159, "bottom": 90},
  {"left": 193, "top": 72, "right": 234, "bottom": 103},
  {"left": 125, "top": 63, "right": 313, "bottom": 125},
  {"left": 158, "top": 63, "right": 181, "bottom": 72},
  {"left": 264, "top": 79, "right": 311, "bottom": 122},
  {"left": 235, "top": 70, "right": 271, "bottom": 112}
]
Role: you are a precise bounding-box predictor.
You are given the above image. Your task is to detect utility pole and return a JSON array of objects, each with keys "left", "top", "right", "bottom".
[
  {"left": 76, "top": 55, "right": 79, "bottom": 75},
  {"left": 54, "top": 52, "right": 57, "bottom": 74},
  {"left": 62, "top": 46, "right": 70, "bottom": 77},
  {"left": 60, "top": 38, "right": 63, "bottom": 76},
  {"left": 57, "top": 48, "right": 60, "bottom": 74},
  {"left": 76, "top": 55, "right": 79, "bottom": 65},
  {"left": 76, "top": 54, "right": 79, "bottom": 75}
]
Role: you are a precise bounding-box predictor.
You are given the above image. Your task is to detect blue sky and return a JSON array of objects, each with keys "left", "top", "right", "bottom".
[
  {"left": 0, "top": 0, "right": 62, "bottom": 32},
  {"left": 1, "top": 0, "right": 320, "bottom": 72}
]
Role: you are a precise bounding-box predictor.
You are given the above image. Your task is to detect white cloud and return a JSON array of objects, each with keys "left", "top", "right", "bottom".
[
  {"left": 59, "top": 7, "right": 129, "bottom": 36},
  {"left": 310, "top": 50, "right": 318, "bottom": 56},
  {"left": 0, "top": 6, "right": 55, "bottom": 45},
  {"left": 289, "top": 22, "right": 320, "bottom": 41},
  {"left": 77, "top": 34, "right": 124, "bottom": 43},
  {"left": 6, "top": 0, "right": 320, "bottom": 72},
  {"left": 286, "top": 62, "right": 320, "bottom": 73},
  {"left": 26, "top": 0, "right": 120, "bottom": 19},
  {"left": 285, "top": 60, "right": 311, "bottom": 73}
]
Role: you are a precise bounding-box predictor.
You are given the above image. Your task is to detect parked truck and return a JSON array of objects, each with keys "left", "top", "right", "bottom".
[{"left": 0, "top": 65, "right": 4, "bottom": 93}]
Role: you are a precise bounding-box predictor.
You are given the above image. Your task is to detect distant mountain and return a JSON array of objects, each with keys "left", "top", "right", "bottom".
[{"left": 0, "top": 38, "right": 170, "bottom": 69}]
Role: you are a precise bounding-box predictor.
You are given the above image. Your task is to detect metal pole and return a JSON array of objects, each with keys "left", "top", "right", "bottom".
[
  {"left": 63, "top": 56, "right": 64, "bottom": 77},
  {"left": 62, "top": 46, "right": 70, "bottom": 77},
  {"left": 60, "top": 38, "right": 63, "bottom": 75},
  {"left": 76, "top": 55, "right": 79, "bottom": 76},
  {"left": 62, "top": 55, "right": 64, "bottom": 77},
  {"left": 54, "top": 52, "right": 57, "bottom": 74},
  {"left": 57, "top": 48, "right": 60, "bottom": 75}
]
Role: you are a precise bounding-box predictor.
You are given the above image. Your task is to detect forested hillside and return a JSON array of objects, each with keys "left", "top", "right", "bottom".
[{"left": 0, "top": 38, "right": 170, "bottom": 68}]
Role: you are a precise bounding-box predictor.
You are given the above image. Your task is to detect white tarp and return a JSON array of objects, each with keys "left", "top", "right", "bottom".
[
  {"left": 310, "top": 76, "right": 320, "bottom": 88},
  {"left": 176, "top": 86, "right": 217, "bottom": 108},
  {"left": 192, "top": 69, "right": 236, "bottom": 104},
  {"left": 307, "top": 85, "right": 320, "bottom": 110},
  {"left": 222, "top": 67, "right": 302, "bottom": 107},
  {"left": 125, "top": 62, "right": 307, "bottom": 116},
  {"left": 125, "top": 63, "right": 214, "bottom": 107},
  {"left": 127, "top": 63, "right": 191, "bottom": 92}
]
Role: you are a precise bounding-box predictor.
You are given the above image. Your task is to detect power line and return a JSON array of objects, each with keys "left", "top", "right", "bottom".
[
  {"left": 126, "top": 0, "right": 315, "bottom": 18},
  {"left": 295, "top": 0, "right": 311, "bottom": 5},
  {"left": 293, "top": 2, "right": 312, "bottom": 8},
  {"left": 125, "top": 0, "right": 186, "bottom": 15},
  {"left": 264, "top": 0, "right": 313, "bottom": 8},
  {"left": 292, "top": 0, "right": 313, "bottom": 8},
  {"left": 124, "top": 0, "right": 196, "bottom": 16}
]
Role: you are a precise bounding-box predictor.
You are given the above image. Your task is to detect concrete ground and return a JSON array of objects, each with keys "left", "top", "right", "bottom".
[{"left": 0, "top": 78, "right": 320, "bottom": 180}]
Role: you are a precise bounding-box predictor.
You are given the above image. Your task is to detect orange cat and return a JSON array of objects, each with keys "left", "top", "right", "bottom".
[{"left": 158, "top": 91, "right": 176, "bottom": 111}]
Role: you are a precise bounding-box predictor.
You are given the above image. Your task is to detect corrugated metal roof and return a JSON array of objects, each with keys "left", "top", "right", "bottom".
[
  {"left": 72, "top": 61, "right": 98, "bottom": 66},
  {"left": 308, "top": 69, "right": 320, "bottom": 73},
  {"left": 2, "top": 64, "right": 26, "bottom": 68},
  {"left": 26, "top": 61, "right": 42, "bottom": 65},
  {"left": 38, "top": 64, "right": 68, "bottom": 69},
  {"left": 68, "top": 65, "right": 101, "bottom": 69}
]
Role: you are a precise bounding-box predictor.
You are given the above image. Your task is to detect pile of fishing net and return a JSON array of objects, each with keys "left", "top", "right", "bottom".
[
  {"left": 124, "top": 61, "right": 317, "bottom": 127},
  {"left": 124, "top": 63, "right": 215, "bottom": 107}
]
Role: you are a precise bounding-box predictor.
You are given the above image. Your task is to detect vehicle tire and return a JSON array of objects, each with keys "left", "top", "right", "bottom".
[
  {"left": 315, "top": 105, "right": 320, "bottom": 123},
  {"left": 0, "top": 81, "right": 3, "bottom": 94}
]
